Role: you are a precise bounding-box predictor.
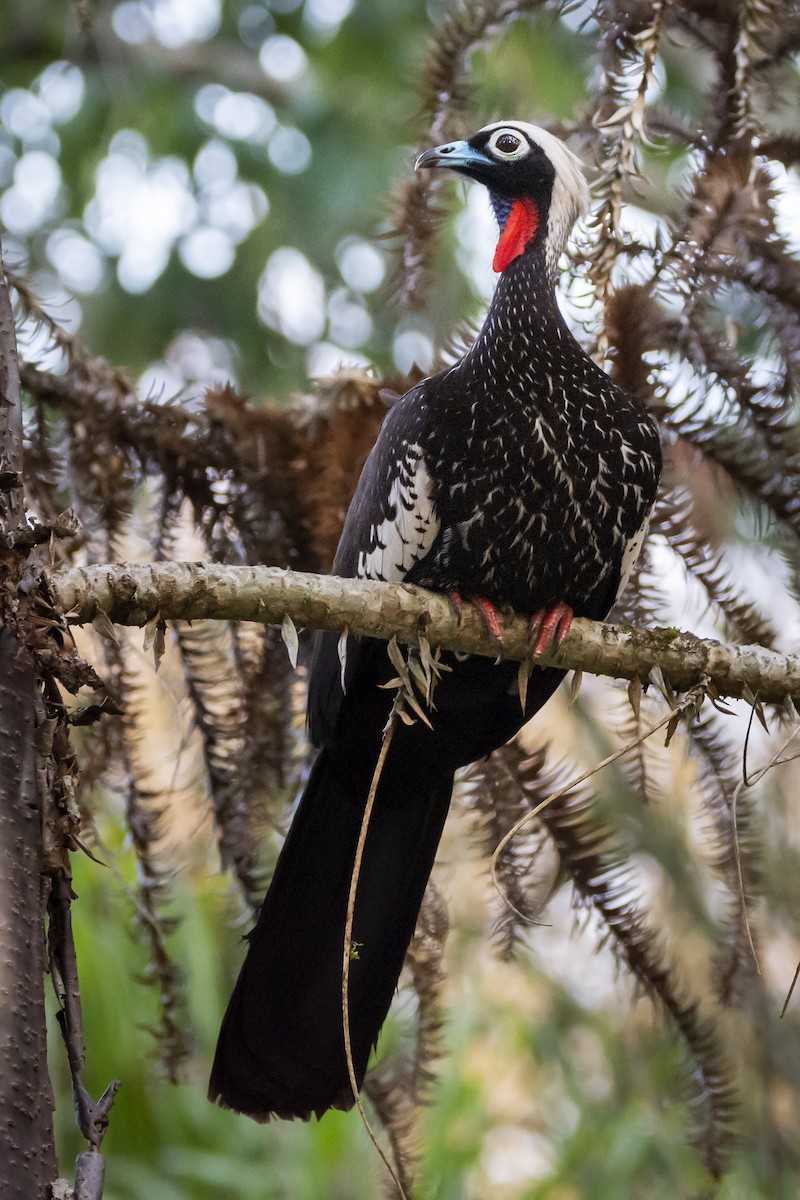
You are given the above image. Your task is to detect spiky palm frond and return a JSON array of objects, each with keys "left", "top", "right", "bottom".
[
  {"left": 652, "top": 489, "right": 779, "bottom": 647},
  {"left": 102, "top": 638, "right": 192, "bottom": 1081},
  {"left": 688, "top": 709, "right": 763, "bottom": 1007},
  {"left": 463, "top": 747, "right": 561, "bottom": 959},
  {"left": 392, "top": 0, "right": 552, "bottom": 310},
  {"left": 499, "top": 739, "right": 739, "bottom": 1178}
]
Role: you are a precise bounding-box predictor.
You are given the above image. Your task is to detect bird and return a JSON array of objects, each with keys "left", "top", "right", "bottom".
[{"left": 209, "top": 120, "right": 662, "bottom": 1122}]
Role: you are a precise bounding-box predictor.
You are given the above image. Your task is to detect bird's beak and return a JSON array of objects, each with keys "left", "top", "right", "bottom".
[{"left": 415, "top": 140, "right": 490, "bottom": 173}]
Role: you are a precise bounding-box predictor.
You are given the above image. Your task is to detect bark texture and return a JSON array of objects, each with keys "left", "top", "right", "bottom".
[
  {"left": 0, "top": 249, "right": 58, "bottom": 1194},
  {"left": 0, "top": 631, "right": 56, "bottom": 1198}
]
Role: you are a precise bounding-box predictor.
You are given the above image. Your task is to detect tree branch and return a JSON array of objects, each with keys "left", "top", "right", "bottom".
[{"left": 48, "top": 562, "right": 800, "bottom": 705}]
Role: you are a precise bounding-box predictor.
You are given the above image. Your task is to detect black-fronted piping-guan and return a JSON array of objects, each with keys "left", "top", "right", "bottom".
[{"left": 210, "top": 121, "right": 662, "bottom": 1121}]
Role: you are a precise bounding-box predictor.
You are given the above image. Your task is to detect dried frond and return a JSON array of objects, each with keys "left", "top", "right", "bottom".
[
  {"left": 202, "top": 383, "right": 311, "bottom": 567},
  {"left": 670, "top": 407, "right": 800, "bottom": 545},
  {"left": 175, "top": 619, "right": 267, "bottom": 912},
  {"left": 652, "top": 147, "right": 760, "bottom": 312},
  {"left": 22, "top": 398, "right": 66, "bottom": 534},
  {"left": 405, "top": 880, "right": 449, "bottom": 1103},
  {"left": 363, "top": 880, "right": 449, "bottom": 1198},
  {"left": 463, "top": 747, "right": 561, "bottom": 958},
  {"left": 610, "top": 540, "right": 670, "bottom": 632},
  {"left": 587, "top": 0, "right": 670, "bottom": 352},
  {"left": 392, "top": 0, "right": 550, "bottom": 309},
  {"left": 689, "top": 710, "right": 763, "bottom": 1006},
  {"left": 501, "top": 739, "right": 738, "bottom": 1177},
  {"left": 731, "top": 0, "right": 788, "bottom": 141},
  {"left": 718, "top": 246, "right": 800, "bottom": 380},
  {"left": 102, "top": 639, "right": 192, "bottom": 1080},
  {"left": 233, "top": 623, "right": 296, "bottom": 808},
  {"left": 389, "top": 179, "right": 453, "bottom": 314},
  {"left": 653, "top": 488, "right": 779, "bottom": 646},
  {"left": 362, "top": 1069, "right": 418, "bottom": 1200},
  {"left": 291, "top": 370, "right": 390, "bottom": 568},
  {"left": 761, "top": 134, "right": 800, "bottom": 168},
  {"left": 604, "top": 283, "right": 664, "bottom": 403},
  {"left": 19, "top": 363, "right": 311, "bottom": 570},
  {"left": 9, "top": 267, "right": 129, "bottom": 388},
  {"left": 645, "top": 338, "right": 800, "bottom": 545},
  {"left": 433, "top": 316, "right": 483, "bottom": 370}
]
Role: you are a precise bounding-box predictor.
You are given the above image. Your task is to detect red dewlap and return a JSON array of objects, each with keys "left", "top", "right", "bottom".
[{"left": 493, "top": 198, "right": 539, "bottom": 273}]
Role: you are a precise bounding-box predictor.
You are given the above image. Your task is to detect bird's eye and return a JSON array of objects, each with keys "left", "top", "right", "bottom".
[
  {"left": 497, "top": 134, "right": 520, "bottom": 153},
  {"left": 488, "top": 128, "right": 529, "bottom": 160}
]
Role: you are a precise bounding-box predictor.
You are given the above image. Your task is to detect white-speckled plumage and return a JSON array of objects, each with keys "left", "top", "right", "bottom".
[
  {"left": 213, "top": 122, "right": 663, "bottom": 1129},
  {"left": 317, "top": 123, "right": 661, "bottom": 735},
  {"left": 356, "top": 446, "right": 438, "bottom": 582}
]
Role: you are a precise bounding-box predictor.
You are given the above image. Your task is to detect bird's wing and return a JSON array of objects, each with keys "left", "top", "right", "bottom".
[
  {"left": 614, "top": 513, "right": 651, "bottom": 604},
  {"left": 349, "top": 448, "right": 438, "bottom": 583},
  {"left": 307, "top": 395, "right": 441, "bottom": 747}
]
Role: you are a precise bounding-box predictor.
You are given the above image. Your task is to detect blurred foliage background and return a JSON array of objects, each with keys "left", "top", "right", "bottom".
[
  {"left": 0, "top": 0, "right": 605, "bottom": 401},
  {"left": 4, "top": 0, "right": 800, "bottom": 1197}
]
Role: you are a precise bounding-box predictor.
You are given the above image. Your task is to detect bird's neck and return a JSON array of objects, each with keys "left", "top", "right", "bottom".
[{"left": 468, "top": 239, "right": 571, "bottom": 367}]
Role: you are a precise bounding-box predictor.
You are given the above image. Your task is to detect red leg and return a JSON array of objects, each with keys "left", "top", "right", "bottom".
[
  {"left": 448, "top": 593, "right": 504, "bottom": 649},
  {"left": 472, "top": 596, "right": 504, "bottom": 645},
  {"left": 447, "top": 591, "right": 464, "bottom": 624},
  {"left": 528, "top": 602, "right": 573, "bottom": 659}
]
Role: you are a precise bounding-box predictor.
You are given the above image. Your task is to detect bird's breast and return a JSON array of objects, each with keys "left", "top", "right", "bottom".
[{"left": 416, "top": 387, "right": 658, "bottom": 615}]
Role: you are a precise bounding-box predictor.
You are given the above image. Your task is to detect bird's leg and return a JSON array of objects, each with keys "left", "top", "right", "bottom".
[
  {"left": 446, "top": 592, "right": 504, "bottom": 653},
  {"left": 447, "top": 591, "right": 464, "bottom": 625},
  {"left": 470, "top": 596, "right": 505, "bottom": 649},
  {"left": 528, "top": 602, "right": 573, "bottom": 659}
]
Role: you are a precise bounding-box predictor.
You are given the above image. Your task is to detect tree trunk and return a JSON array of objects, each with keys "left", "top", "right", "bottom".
[
  {"left": 0, "top": 631, "right": 57, "bottom": 1197},
  {"left": 0, "top": 247, "right": 58, "bottom": 1195}
]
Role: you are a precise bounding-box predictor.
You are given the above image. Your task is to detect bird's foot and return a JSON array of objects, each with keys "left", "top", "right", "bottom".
[
  {"left": 448, "top": 592, "right": 505, "bottom": 649},
  {"left": 448, "top": 591, "right": 464, "bottom": 625},
  {"left": 528, "top": 602, "right": 573, "bottom": 660},
  {"left": 471, "top": 596, "right": 505, "bottom": 649}
]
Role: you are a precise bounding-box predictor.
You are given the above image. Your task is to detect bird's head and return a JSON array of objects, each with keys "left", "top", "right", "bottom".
[{"left": 416, "top": 121, "right": 589, "bottom": 277}]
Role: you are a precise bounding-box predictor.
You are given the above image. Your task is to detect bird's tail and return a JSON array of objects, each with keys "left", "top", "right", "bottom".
[{"left": 209, "top": 738, "right": 454, "bottom": 1121}]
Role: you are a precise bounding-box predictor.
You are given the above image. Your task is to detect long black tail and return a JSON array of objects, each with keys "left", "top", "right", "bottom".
[{"left": 209, "top": 737, "right": 454, "bottom": 1121}]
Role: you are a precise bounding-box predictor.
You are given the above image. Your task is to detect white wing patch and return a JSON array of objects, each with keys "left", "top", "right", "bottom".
[
  {"left": 615, "top": 515, "right": 650, "bottom": 603},
  {"left": 357, "top": 444, "right": 438, "bottom": 582}
]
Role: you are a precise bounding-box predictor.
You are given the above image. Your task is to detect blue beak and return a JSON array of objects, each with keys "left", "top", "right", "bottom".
[{"left": 415, "top": 140, "right": 491, "bottom": 172}]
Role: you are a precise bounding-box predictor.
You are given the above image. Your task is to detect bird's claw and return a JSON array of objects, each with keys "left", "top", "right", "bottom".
[
  {"left": 448, "top": 592, "right": 505, "bottom": 648},
  {"left": 528, "top": 602, "right": 573, "bottom": 659}
]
